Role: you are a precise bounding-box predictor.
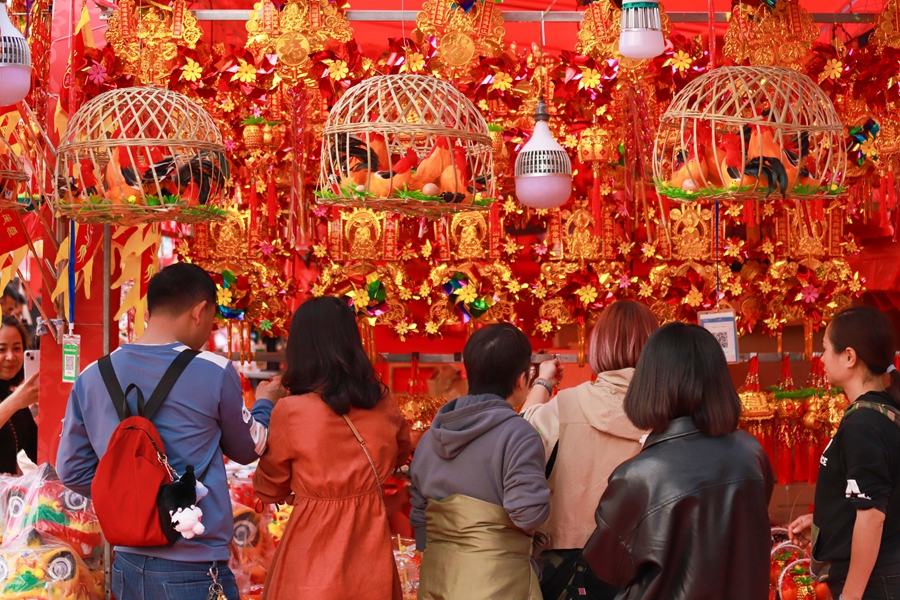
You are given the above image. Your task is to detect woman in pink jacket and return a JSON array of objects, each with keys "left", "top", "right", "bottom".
[{"left": 521, "top": 300, "right": 658, "bottom": 600}]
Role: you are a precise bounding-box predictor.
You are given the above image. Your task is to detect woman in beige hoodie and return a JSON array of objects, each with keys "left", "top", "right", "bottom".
[{"left": 521, "top": 301, "right": 658, "bottom": 598}]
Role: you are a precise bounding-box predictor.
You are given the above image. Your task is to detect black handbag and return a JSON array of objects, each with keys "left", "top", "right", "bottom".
[{"left": 539, "top": 441, "right": 621, "bottom": 600}]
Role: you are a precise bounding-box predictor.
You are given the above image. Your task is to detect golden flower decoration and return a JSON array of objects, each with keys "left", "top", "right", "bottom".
[
  {"left": 762, "top": 203, "right": 776, "bottom": 218},
  {"left": 576, "top": 285, "right": 598, "bottom": 306},
  {"left": 860, "top": 138, "right": 877, "bottom": 158},
  {"left": 328, "top": 60, "right": 350, "bottom": 81},
  {"left": 425, "top": 321, "right": 440, "bottom": 335},
  {"left": 503, "top": 198, "right": 518, "bottom": 213},
  {"left": 729, "top": 281, "right": 744, "bottom": 296},
  {"left": 505, "top": 238, "right": 522, "bottom": 256},
  {"left": 233, "top": 60, "right": 257, "bottom": 84},
  {"left": 725, "top": 240, "right": 744, "bottom": 259},
  {"left": 491, "top": 72, "right": 513, "bottom": 92},
  {"left": 535, "top": 208, "right": 549, "bottom": 217},
  {"left": 456, "top": 285, "right": 479, "bottom": 305},
  {"left": 684, "top": 287, "right": 703, "bottom": 307},
  {"left": 182, "top": 58, "right": 203, "bottom": 82},
  {"left": 849, "top": 274, "right": 862, "bottom": 293},
  {"left": 671, "top": 50, "right": 693, "bottom": 72},
  {"left": 217, "top": 286, "right": 233, "bottom": 307},
  {"left": 599, "top": 183, "right": 613, "bottom": 196},
  {"left": 823, "top": 59, "right": 843, "bottom": 80},
  {"left": 533, "top": 285, "right": 548, "bottom": 299},
  {"left": 760, "top": 240, "right": 775, "bottom": 255},
  {"left": 418, "top": 283, "right": 431, "bottom": 297},
  {"left": 619, "top": 241, "right": 634, "bottom": 256},
  {"left": 220, "top": 97, "right": 236, "bottom": 113},
  {"left": 404, "top": 52, "right": 426, "bottom": 73},
  {"left": 564, "top": 135, "right": 578, "bottom": 149},
  {"left": 421, "top": 240, "right": 434, "bottom": 259},
  {"left": 639, "top": 282, "right": 653, "bottom": 298},
  {"left": 313, "top": 244, "right": 328, "bottom": 258},
  {"left": 579, "top": 68, "right": 602, "bottom": 89},
  {"left": 311, "top": 284, "right": 325, "bottom": 297},
  {"left": 394, "top": 321, "right": 417, "bottom": 340},
  {"left": 642, "top": 243, "right": 657, "bottom": 259},
  {"left": 399, "top": 287, "right": 413, "bottom": 301},
  {"left": 764, "top": 316, "right": 782, "bottom": 330},
  {"left": 478, "top": 99, "right": 490, "bottom": 111},
  {"left": 726, "top": 203, "right": 742, "bottom": 219},
  {"left": 759, "top": 280, "right": 773, "bottom": 294},
  {"left": 537, "top": 321, "right": 554, "bottom": 334}
]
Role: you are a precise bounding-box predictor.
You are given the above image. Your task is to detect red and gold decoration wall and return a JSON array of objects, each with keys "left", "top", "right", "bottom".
[{"left": 58, "top": 0, "right": 898, "bottom": 367}]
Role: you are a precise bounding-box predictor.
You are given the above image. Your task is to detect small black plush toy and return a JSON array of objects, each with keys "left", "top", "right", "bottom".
[{"left": 157, "top": 465, "right": 207, "bottom": 543}]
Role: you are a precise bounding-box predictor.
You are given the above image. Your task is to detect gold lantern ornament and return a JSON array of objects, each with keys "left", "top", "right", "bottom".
[
  {"left": 55, "top": 87, "right": 229, "bottom": 225},
  {"left": 316, "top": 74, "right": 495, "bottom": 218},
  {"left": 653, "top": 66, "right": 846, "bottom": 203}
]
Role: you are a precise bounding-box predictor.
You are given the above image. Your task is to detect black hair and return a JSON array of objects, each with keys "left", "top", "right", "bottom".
[
  {"left": 281, "top": 296, "right": 387, "bottom": 415},
  {"left": 2, "top": 284, "right": 25, "bottom": 305},
  {"left": 828, "top": 306, "right": 900, "bottom": 405},
  {"left": 624, "top": 322, "right": 741, "bottom": 436},
  {"left": 146, "top": 262, "right": 217, "bottom": 317},
  {"left": 463, "top": 323, "right": 533, "bottom": 399}
]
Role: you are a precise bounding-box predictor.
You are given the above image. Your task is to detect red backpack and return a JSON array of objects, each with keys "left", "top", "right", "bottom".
[{"left": 91, "top": 350, "right": 198, "bottom": 547}]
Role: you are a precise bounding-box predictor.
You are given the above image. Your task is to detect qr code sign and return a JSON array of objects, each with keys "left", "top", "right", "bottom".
[
  {"left": 713, "top": 331, "right": 729, "bottom": 349},
  {"left": 64, "top": 354, "right": 75, "bottom": 374}
]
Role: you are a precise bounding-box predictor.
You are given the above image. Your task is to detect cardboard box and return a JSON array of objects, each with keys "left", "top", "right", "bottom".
[{"left": 769, "top": 483, "right": 816, "bottom": 526}]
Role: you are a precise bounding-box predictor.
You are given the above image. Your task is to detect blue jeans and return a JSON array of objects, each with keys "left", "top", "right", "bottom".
[{"left": 112, "top": 552, "right": 240, "bottom": 600}]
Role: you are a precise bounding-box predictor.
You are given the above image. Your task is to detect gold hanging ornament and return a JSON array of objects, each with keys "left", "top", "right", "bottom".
[
  {"left": 414, "top": 0, "right": 506, "bottom": 72},
  {"left": 722, "top": 0, "right": 817, "bottom": 70},
  {"left": 872, "top": 0, "right": 900, "bottom": 50},
  {"left": 106, "top": 0, "right": 201, "bottom": 84},
  {"left": 245, "top": 0, "right": 353, "bottom": 83}
]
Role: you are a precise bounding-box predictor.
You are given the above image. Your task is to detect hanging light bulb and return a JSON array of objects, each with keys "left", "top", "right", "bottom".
[
  {"left": 0, "top": 0, "right": 30, "bottom": 107},
  {"left": 618, "top": 1, "right": 666, "bottom": 60},
  {"left": 514, "top": 98, "right": 572, "bottom": 209}
]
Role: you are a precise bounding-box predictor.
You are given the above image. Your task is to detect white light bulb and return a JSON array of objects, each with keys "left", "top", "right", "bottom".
[
  {"left": 0, "top": 1, "right": 31, "bottom": 107},
  {"left": 619, "top": 1, "right": 666, "bottom": 60},
  {"left": 514, "top": 99, "right": 572, "bottom": 209}
]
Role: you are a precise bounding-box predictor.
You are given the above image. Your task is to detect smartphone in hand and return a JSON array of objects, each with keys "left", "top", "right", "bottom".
[{"left": 23, "top": 350, "right": 39, "bottom": 381}]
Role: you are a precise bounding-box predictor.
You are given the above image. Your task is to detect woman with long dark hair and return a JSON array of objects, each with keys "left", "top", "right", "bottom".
[
  {"left": 0, "top": 315, "right": 38, "bottom": 474},
  {"left": 790, "top": 306, "right": 900, "bottom": 600},
  {"left": 582, "top": 322, "right": 773, "bottom": 600},
  {"left": 253, "top": 297, "right": 411, "bottom": 600}
]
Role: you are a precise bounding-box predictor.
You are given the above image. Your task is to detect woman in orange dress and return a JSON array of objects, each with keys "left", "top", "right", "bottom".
[{"left": 253, "top": 297, "right": 411, "bottom": 600}]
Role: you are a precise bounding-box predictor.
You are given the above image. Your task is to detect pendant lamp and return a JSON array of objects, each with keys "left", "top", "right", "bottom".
[
  {"left": 0, "top": 0, "right": 30, "bottom": 107},
  {"left": 514, "top": 98, "right": 572, "bottom": 209},
  {"left": 619, "top": 1, "right": 666, "bottom": 60}
]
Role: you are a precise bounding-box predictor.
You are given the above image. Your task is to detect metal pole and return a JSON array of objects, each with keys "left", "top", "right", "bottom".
[{"left": 101, "top": 225, "right": 111, "bottom": 600}]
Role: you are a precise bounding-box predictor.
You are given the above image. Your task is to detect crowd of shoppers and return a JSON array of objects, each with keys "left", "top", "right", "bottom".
[{"left": 46, "top": 264, "right": 900, "bottom": 600}]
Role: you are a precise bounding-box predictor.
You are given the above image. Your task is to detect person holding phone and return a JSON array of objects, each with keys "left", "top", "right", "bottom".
[{"left": 0, "top": 315, "right": 38, "bottom": 474}]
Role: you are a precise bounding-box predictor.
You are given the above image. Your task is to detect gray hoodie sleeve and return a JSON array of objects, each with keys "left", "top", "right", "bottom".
[
  {"left": 501, "top": 426, "right": 551, "bottom": 533},
  {"left": 408, "top": 462, "right": 428, "bottom": 550}
]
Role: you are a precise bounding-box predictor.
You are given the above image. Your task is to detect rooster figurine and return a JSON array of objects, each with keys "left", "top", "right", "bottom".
[
  {"left": 439, "top": 146, "right": 472, "bottom": 204},
  {"left": 368, "top": 148, "right": 420, "bottom": 197},
  {"left": 409, "top": 137, "right": 452, "bottom": 191}
]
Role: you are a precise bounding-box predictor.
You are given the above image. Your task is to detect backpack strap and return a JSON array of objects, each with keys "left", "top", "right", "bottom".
[
  {"left": 142, "top": 350, "right": 200, "bottom": 420},
  {"left": 845, "top": 400, "right": 900, "bottom": 428},
  {"left": 98, "top": 356, "right": 130, "bottom": 422},
  {"left": 97, "top": 350, "right": 199, "bottom": 423}
]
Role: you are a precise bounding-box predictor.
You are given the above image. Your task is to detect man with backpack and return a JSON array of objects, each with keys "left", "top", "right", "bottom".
[{"left": 56, "top": 263, "right": 284, "bottom": 600}]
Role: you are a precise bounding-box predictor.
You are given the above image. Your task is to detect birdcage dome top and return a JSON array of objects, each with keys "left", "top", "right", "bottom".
[
  {"left": 324, "top": 74, "right": 490, "bottom": 144},
  {"left": 60, "top": 86, "right": 224, "bottom": 150}
]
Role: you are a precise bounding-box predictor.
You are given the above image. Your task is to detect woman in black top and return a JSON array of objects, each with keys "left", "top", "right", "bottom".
[
  {"left": 790, "top": 306, "right": 900, "bottom": 600},
  {"left": 0, "top": 315, "right": 38, "bottom": 474}
]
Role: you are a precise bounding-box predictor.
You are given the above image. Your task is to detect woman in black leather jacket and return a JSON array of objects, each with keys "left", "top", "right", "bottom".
[{"left": 582, "top": 322, "right": 774, "bottom": 600}]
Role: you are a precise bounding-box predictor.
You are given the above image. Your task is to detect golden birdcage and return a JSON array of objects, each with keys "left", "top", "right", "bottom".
[
  {"left": 317, "top": 74, "right": 494, "bottom": 218},
  {"left": 654, "top": 66, "right": 846, "bottom": 203},
  {"left": 55, "top": 86, "right": 229, "bottom": 225}
]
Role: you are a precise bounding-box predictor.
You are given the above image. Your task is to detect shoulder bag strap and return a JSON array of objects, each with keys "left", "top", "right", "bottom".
[
  {"left": 545, "top": 440, "right": 560, "bottom": 479},
  {"left": 98, "top": 356, "right": 131, "bottom": 422},
  {"left": 342, "top": 414, "right": 384, "bottom": 497},
  {"left": 142, "top": 350, "right": 200, "bottom": 420},
  {"left": 846, "top": 400, "right": 900, "bottom": 428}
]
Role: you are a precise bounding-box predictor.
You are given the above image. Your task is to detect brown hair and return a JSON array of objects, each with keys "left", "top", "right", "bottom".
[
  {"left": 828, "top": 306, "right": 900, "bottom": 405},
  {"left": 588, "top": 301, "right": 659, "bottom": 375},
  {"left": 624, "top": 322, "right": 742, "bottom": 436}
]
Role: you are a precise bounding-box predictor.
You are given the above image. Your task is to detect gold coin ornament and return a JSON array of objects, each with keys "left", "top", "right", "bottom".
[
  {"left": 276, "top": 32, "right": 311, "bottom": 67},
  {"left": 441, "top": 32, "right": 476, "bottom": 66}
]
